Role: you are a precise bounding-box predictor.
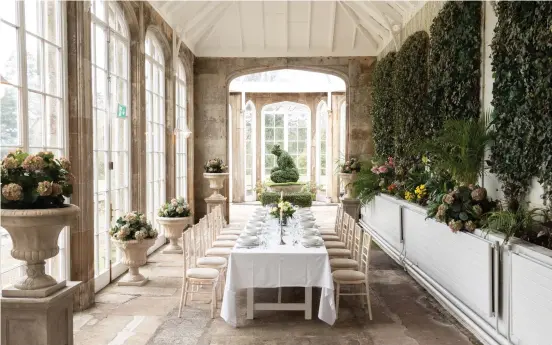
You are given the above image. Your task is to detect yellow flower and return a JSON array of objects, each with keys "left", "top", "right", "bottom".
[
  {"left": 405, "top": 191, "right": 415, "bottom": 202},
  {"left": 414, "top": 184, "right": 427, "bottom": 200}
]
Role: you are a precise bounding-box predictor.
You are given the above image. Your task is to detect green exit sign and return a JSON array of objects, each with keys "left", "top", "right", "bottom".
[{"left": 117, "top": 104, "right": 127, "bottom": 119}]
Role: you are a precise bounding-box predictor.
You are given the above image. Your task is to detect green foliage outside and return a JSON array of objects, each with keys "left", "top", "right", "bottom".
[
  {"left": 260, "top": 192, "right": 312, "bottom": 208},
  {"left": 269, "top": 145, "right": 300, "bottom": 183}
]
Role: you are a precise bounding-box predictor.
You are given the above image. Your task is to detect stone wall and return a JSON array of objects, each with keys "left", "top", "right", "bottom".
[
  {"left": 66, "top": 0, "right": 195, "bottom": 310},
  {"left": 194, "top": 57, "right": 376, "bottom": 220}
]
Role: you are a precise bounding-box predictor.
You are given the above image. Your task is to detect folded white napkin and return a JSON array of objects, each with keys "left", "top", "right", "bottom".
[{"left": 301, "top": 236, "right": 323, "bottom": 247}]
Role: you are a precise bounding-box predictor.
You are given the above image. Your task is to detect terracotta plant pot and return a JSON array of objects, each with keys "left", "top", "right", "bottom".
[
  {"left": 338, "top": 172, "right": 357, "bottom": 200},
  {"left": 0, "top": 205, "right": 80, "bottom": 292},
  {"left": 157, "top": 216, "right": 192, "bottom": 254},
  {"left": 203, "top": 172, "right": 229, "bottom": 198},
  {"left": 112, "top": 238, "right": 156, "bottom": 286}
]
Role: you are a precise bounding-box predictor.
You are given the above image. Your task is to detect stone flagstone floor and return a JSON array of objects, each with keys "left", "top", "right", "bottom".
[{"left": 74, "top": 204, "right": 480, "bottom": 345}]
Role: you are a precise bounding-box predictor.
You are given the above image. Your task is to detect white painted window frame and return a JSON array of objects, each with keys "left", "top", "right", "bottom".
[{"left": 175, "top": 60, "right": 187, "bottom": 201}]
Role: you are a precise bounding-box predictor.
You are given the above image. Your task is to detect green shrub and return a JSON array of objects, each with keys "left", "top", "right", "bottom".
[
  {"left": 260, "top": 192, "right": 312, "bottom": 208},
  {"left": 269, "top": 145, "right": 300, "bottom": 183},
  {"left": 372, "top": 52, "right": 396, "bottom": 158}
]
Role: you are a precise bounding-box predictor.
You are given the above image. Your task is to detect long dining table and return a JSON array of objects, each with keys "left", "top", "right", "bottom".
[{"left": 220, "top": 207, "right": 336, "bottom": 326}]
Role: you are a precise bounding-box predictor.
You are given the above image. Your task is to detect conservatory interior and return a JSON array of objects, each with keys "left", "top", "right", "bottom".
[{"left": 0, "top": 1, "right": 551, "bottom": 345}]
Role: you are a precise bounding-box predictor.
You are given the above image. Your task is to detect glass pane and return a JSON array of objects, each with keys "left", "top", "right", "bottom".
[
  {"left": 96, "top": 152, "right": 106, "bottom": 191},
  {"left": 298, "top": 128, "right": 308, "bottom": 141},
  {"left": 1, "top": 23, "right": 19, "bottom": 85},
  {"left": 95, "top": 26, "right": 106, "bottom": 69},
  {"left": 95, "top": 68, "right": 107, "bottom": 110},
  {"left": 1, "top": 86, "right": 20, "bottom": 147},
  {"left": 26, "top": 34, "right": 43, "bottom": 91},
  {"left": 265, "top": 128, "right": 274, "bottom": 141},
  {"left": 25, "top": 0, "right": 42, "bottom": 35},
  {"left": 45, "top": 96, "right": 61, "bottom": 148},
  {"left": 27, "top": 92, "right": 43, "bottom": 147},
  {"left": 265, "top": 113, "right": 274, "bottom": 127},
  {"left": 275, "top": 114, "right": 284, "bottom": 127},
  {"left": 1, "top": 0, "right": 17, "bottom": 25},
  {"left": 95, "top": 109, "right": 106, "bottom": 151},
  {"left": 92, "top": 0, "right": 106, "bottom": 21},
  {"left": 45, "top": 42, "right": 60, "bottom": 96},
  {"left": 117, "top": 40, "right": 127, "bottom": 77},
  {"left": 275, "top": 128, "right": 284, "bottom": 140},
  {"left": 288, "top": 128, "right": 298, "bottom": 141},
  {"left": 45, "top": 0, "right": 59, "bottom": 44}
]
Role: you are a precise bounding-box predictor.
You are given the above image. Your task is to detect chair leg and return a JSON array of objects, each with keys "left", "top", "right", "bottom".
[
  {"left": 211, "top": 283, "right": 217, "bottom": 319},
  {"left": 335, "top": 283, "right": 341, "bottom": 319},
  {"left": 178, "top": 280, "right": 188, "bottom": 318},
  {"left": 365, "top": 281, "right": 372, "bottom": 321}
]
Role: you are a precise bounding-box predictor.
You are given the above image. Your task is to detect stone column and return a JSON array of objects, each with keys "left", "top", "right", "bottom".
[
  {"left": 165, "top": 59, "right": 176, "bottom": 201},
  {"left": 331, "top": 94, "right": 346, "bottom": 203},
  {"left": 66, "top": 0, "right": 95, "bottom": 311},
  {"left": 348, "top": 59, "right": 375, "bottom": 158}
]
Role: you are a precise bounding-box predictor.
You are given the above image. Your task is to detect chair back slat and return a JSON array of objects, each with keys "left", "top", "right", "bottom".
[
  {"left": 334, "top": 204, "right": 343, "bottom": 232},
  {"left": 351, "top": 224, "right": 363, "bottom": 262},
  {"left": 192, "top": 223, "right": 204, "bottom": 258},
  {"left": 340, "top": 212, "right": 350, "bottom": 242},
  {"left": 360, "top": 231, "right": 373, "bottom": 277},
  {"left": 346, "top": 216, "right": 355, "bottom": 249},
  {"left": 182, "top": 226, "right": 195, "bottom": 273}
]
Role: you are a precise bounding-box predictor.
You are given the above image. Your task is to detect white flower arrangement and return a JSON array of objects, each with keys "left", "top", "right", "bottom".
[
  {"left": 158, "top": 197, "right": 191, "bottom": 218},
  {"left": 110, "top": 211, "right": 158, "bottom": 241}
]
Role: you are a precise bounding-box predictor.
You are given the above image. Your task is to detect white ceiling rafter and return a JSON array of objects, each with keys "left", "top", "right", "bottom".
[
  {"left": 150, "top": 1, "right": 425, "bottom": 58},
  {"left": 337, "top": 0, "right": 380, "bottom": 51}
]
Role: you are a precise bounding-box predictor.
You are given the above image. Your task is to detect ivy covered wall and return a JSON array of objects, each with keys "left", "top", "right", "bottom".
[{"left": 371, "top": 52, "right": 396, "bottom": 159}]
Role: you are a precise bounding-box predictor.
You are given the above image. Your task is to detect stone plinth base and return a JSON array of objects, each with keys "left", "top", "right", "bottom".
[
  {"left": 118, "top": 277, "right": 149, "bottom": 287},
  {"left": 341, "top": 198, "right": 361, "bottom": 222},
  {"left": 1, "top": 281, "right": 81, "bottom": 345},
  {"left": 162, "top": 248, "right": 183, "bottom": 254},
  {"left": 206, "top": 195, "right": 227, "bottom": 220},
  {"left": 2, "top": 280, "right": 66, "bottom": 298}
]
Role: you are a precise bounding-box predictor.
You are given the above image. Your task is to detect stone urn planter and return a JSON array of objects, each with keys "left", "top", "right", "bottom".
[
  {"left": 0, "top": 205, "right": 80, "bottom": 297},
  {"left": 339, "top": 172, "right": 357, "bottom": 199},
  {"left": 203, "top": 172, "right": 229, "bottom": 198},
  {"left": 157, "top": 216, "right": 192, "bottom": 254},
  {"left": 267, "top": 183, "right": 305, "bottom": 194},
  {"left": 112, "top": 238, "right": 156, "bottom": 286}
]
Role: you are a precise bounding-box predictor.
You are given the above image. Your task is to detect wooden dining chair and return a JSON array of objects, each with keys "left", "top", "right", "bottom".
[
  {"left": 178, "top": 225, "right": 220, "bottom": 319},
  {"left": 330, "top": 223, "right": 363, "bottom": 271},
  {"left": 327, "top": 213, "right": 353, "bottom": 258},
  {"left": 205, "top": 213, "right": 233, "bottom": 258},
  {"left": 320, "top": 204, "right": 342, "bottom": 236},
  {"left": 332, "top": 230, "right": 373, "bottom": 320}
]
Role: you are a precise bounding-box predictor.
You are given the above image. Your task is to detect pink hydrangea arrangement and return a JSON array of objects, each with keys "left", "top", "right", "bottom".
[
  {"left": 158, "top": 197, "right": 191, "bottom": 217},
  {"left": 110, "top": 211, "right": 158, "bottom": 241},
  {"left": 339, "top": 157, "right": 361, "bottom": 173},
  {"left": 1, "top": 150, "right": 73, "bottom": 209}
]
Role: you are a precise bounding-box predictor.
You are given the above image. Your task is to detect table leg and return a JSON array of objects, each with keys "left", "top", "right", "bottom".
[
  {"left": 247, "top": 288, "right": 254, "bottom": 319},
  {"left": 305, "top": 287, "right": 312, "bottom": 320}
]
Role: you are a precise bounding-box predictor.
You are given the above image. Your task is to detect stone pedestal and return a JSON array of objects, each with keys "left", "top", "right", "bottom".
[
  {"left": 341, "top": 198, "right": 361, "bottom": 222},
  {"left": 1, "top": 281, "right": 81, "bottom": 345},
  {"left": 206, "top": 195, "right": 227, "bottom": 221}
]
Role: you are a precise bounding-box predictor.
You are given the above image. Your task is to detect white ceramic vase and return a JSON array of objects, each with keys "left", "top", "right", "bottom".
[
  {"left": 0, "top": 205, "right": 80, "bottom": 291},
  {"left": 157, "top": 216, "right": 191, "bottom": 254},
  {"left": 339, "top": 172, "right": 357, "bottom": 199},
  {"left": 112, "top": 238, "right": 156, "bottom": 286},
  {"left": 203, "top": 172, "right": 229, "bottom": 198}
]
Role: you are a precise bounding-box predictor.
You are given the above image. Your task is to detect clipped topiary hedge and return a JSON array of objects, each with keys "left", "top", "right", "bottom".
[
  {"left": 260, "top": 192, "right": 313, "bottom": 208},
  {"left": 372, "top": 52, "right": 396, "bottom": 158},
  {"left": 428, "top": 1, "right": 481, "bottom": 130},
  {"left": 490, "top": 1, "right": 552, "bottom": 203},
  {"left": 392, "top": 31, "right": 430, "bottom": 174}
]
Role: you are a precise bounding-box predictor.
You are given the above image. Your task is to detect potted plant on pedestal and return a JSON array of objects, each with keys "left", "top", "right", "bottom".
[
  {"left": 338, "top": 157, "right": 361, "bottom": 199},
  {"left": 203, "top": 158, "right": 229, "bottom": 198},
  {"left": 110, "top": 211, "right": 158, "bottom": 286},
  {"left": 0, "top": 150, "right": 79, "bottom": 297},
  {"left": 157, "top": 197, "right": 192, "bottom": 254}
]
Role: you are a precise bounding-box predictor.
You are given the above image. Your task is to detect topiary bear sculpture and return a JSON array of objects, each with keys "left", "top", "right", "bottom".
[{"left": 270, "top": 145, "right": 300, "bottom": 183}]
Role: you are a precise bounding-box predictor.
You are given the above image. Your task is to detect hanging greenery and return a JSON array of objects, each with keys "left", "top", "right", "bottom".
[
  {"left": 392, "top": 31, "right": 430, "bottom": 175},
  {"left": 428, "top": 1, "right": 481, "bottom": 132},
  {"left": 490, "top": 1, "right": 552, "bottom": 204},
  {"left": 372, "top": 52, "right": 396, "bottom": 159}
]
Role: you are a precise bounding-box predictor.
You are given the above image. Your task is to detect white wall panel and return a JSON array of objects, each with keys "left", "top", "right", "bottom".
[{"left": 361, "top": 195, "right": 402, "bottom": 253}]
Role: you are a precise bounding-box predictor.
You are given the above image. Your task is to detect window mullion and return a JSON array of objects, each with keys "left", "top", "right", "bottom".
[{"left": 18, "top": 0, "right": 29, "bottom": 152}]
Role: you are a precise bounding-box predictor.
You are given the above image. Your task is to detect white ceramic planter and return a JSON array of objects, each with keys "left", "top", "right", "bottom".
[
  {"left": 338, "top": 172, "right": 356, "bottom": 199},
  {"left": 112, "top": 238, "right": 156, "bottom": 286},
  {"left": 157, "top": 216, "right": 191, "bottom": 254},
  {"left": 0, "top": 205, "right": 80, "bottom": 292},
  {"left": 203, "top": 172, "right": 229, "bottom": 198}
]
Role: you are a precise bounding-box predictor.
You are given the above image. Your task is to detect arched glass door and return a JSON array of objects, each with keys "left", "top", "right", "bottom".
[{"left": 91, "top": 0, "right": 131, "bottom": 291}]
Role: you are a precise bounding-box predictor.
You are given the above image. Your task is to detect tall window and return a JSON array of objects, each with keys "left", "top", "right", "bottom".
[
  {"left": 316, "top": 101, "right": 329, "bottom": 194},
  {"left": 0, "top": 0, "right": 66, "bottom": 287},
  {"left": 175, "top": 61, "right": 187, "bottom": 200},
  {"left": 91, "top": 0, "right": 131, "bottom": 289},
  {"left": 145, "top": 32, "right": 166, "bottom": 240},
  {"left": 244, "top": 101, "right": 256, "bottom": 200},
  {"left": 261, "top": 101, "right": 310, "bottom": 181}
]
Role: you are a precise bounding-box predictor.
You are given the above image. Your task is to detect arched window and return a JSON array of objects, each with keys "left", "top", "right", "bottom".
[
  {"left": 244, "top": 101, "right": 256, "bottom": 200},
  {"left": 145, "top": 31, "right": 166, "bottom": 244},
  {"left": 339, "top": 102, "right": 347, "bottom": 159},
  {"left": 261, "top": 101, "right": 310, "bottom": 181},
  {"left": 1, "top": 0, "right": 67, "bottom": 286},
  {"left": 91, "top": 0, "right": 131, "bottom": 289},
  {"left": 316, "top": 101, "right": 329, "bottom": 195},
  {"left": 175, "top": 61, "right": 187, "bottom": 200}
]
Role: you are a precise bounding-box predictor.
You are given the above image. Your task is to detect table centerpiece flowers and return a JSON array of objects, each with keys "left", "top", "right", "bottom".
[
  {"left": 0, "top": 149, "right": 79, "bottom": 294},
  {"left": 110, "top": 211, "right": 158, "bottom": 286},
  {"left": 269, "top": 198, "right": 296, "bottom": 226},
  {"left": 157, "top": 197, "right": 192, "bottom": 254}
]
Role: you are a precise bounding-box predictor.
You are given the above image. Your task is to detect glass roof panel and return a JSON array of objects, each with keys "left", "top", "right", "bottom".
[{"left": 230, "top": 69, "right": 346, "bottom": 93}]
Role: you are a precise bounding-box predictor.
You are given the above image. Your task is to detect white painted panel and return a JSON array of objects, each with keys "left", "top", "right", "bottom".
[
  {"left": 511, "top": 254, "right": 552, "bottom": 345},
  {"left": 361, "top": 195, "right": 402, "bottom": 252},
  {"left": 403, "top": 208, "right": 494, "bottom": 323}
]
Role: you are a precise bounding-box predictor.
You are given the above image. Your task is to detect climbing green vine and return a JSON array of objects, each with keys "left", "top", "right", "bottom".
[
  {"left": 392, "top": 31, "right": 430, "bottom": 175},
  {"left": 490, "top": 1, "right": 552, "bottom": 204},
  {"left": 428, "top": 1, "right": 481, "bottom": 132},
  {"left": 372, "top": 52, "right": 396, "bottom": 159}
]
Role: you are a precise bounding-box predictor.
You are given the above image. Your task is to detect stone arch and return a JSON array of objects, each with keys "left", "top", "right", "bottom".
[
  {"left": 145, "top": 25, "right": 172, "bottom": 68},
  {"left": 117, "top": 1, "right": 139, "bottom": 39}
]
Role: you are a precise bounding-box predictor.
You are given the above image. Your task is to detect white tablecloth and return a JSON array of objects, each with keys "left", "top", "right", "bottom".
[{"left": 220, "top": 227, "right": 336, "bottom": 326}]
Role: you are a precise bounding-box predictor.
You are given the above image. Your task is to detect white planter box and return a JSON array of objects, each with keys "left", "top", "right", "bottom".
[{"left": 360, "top": 194, "right": 552, "bottom": 345}]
